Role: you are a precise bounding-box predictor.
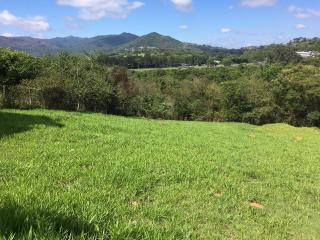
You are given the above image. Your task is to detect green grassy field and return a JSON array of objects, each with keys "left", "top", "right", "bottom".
[{"left": 0, "top": 109, "right": 320, "bottom": 239}]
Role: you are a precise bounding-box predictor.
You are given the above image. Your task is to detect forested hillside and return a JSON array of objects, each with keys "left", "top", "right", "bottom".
[{"left": 0, "top": 33, "right": 140, "bottom": 55}]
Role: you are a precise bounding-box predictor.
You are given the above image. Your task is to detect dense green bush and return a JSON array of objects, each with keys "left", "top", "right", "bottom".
[{"left": 0, "top": 48, "right": 39, "bottom": 107}]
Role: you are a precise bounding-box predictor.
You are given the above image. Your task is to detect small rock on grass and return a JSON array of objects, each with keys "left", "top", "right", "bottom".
[{"left": 131, "top": 201, "right": 140, "bottom": 209}]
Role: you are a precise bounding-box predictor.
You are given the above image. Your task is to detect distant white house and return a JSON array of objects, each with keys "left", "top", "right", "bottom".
[{"left": 296, "top": 51, "right": 320, "bottom": 58}]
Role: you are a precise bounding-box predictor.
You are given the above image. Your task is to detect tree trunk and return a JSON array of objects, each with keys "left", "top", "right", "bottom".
[
  {"left": 77, "top": 100, "right": 80, "bottom": 112},
  {"left": 1, "top": 85, "right": 6, "bottom": 107},
  {"left": 28, "top": 88, "right": 32, "bottom": 106}
]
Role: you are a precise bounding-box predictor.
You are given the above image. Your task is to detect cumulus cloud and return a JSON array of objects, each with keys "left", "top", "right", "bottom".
[
  {"left": 57, "top": 0, "right": 144, "bottom": 20},
  {"left": 288, "top": 5, "right": 320, "bottom": 19},
  {"left": 221, "top": 28, "right": 232, "bottom": 33},
  {"left": 241, "top": 0, "right": 277, "bottom": 8},
  {"left": 0, "top": 10, "right": 50, "bottom": 32},
  {"left": 296, "top": 23, "right": 306, "bottom": 29},
  {"left": 171, "top": 0, "right": 193, "bottom": 12},
  {"left": 179, "top": 25, "right": 188, "bottom": 29},
  {"left": 1, "top": 32, "right": 15, "bottom": 37},
  {"left": 65, "top": 16, "right": 81, "bottom": 29}
]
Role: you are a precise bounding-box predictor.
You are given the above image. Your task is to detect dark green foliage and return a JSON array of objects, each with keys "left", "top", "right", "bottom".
[
  {"left": 307, "top": 111, "right": 320, "bottom": 126},
  {"left": 265, "top": 45, "right": 302, "bottom": 65},
  {"left": 0, "top": 48, "right": 38, "bottom": 86},
  {"left": 288, "top": 37, "right": 320, "bottom": 51},
  {"left": 220, "top": 81, "right": 252, "bottom": 121},
  {"left": 243, "top": 44, "right": 303, "bottom": 64},
  {"left": 96, "top": 49, "right": 216, "bottom": 69},
  {"left": 42, "top": 87, "right": 70, "bottom": 110},
  {"left": 129, "top": 64, "right": 320, "bottom": 126},
  {"left": 303, "top": 56, "right": 320, "bottom": 67},
  {"left": 0, "top": 48, "right": 39, "bottom": 106},
  {"left": 35, "top": 53, "right": 112, "bottom": 112},
  {"left": 271, "top": 65, "right": 320, "bottom": 126}
]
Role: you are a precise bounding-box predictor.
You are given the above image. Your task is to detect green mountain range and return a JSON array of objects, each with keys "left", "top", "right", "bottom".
[
  {"left": 1, "top": 32, "right": 319, "bottom": 57},
  {"left": 0, "top": 32, "right": 235, "bottom": 56}
]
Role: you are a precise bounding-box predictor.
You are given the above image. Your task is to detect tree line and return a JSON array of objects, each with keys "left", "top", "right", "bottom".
[
  {"left": 1, "top": 48, "right": 320, "bottom": 127},
  {"left": 96, "top": 50, "right": 212, "bottom": 69},
  {"left": 95, "top": 39, "right": 320, "bottom": 69}
]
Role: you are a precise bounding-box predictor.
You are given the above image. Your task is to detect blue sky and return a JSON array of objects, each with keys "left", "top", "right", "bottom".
[{"left": 0, "top": 0, "right": 319, "bottom": 48}]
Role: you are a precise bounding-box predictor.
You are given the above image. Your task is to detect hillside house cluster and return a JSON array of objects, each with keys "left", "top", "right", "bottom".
[{"left": 296, "top": 51, "right": 320, "bottom": 58}]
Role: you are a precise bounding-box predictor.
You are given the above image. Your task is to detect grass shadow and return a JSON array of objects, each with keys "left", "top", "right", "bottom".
[
  {"left": 0, "top": 111, "right": 63, "bottom": 139},
  {"left": 0, "top": 201, "right": 105, "bottom": 239}
]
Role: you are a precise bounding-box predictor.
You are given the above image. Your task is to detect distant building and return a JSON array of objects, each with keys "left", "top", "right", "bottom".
[{"left": 296, "top": 51, "right": 320, "bottom": 58}]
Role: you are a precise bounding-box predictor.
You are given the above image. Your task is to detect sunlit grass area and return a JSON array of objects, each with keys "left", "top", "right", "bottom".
[{"left": 0, "top": 109, "right": 319, "bottom": 239}]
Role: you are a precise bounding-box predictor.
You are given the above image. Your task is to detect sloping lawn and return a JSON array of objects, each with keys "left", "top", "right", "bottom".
[{"left": 0, "top": 109, "right": 319, "bottom": 239}]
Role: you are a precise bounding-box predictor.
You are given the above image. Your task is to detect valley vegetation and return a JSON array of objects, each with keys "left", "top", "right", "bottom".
[{"left": 1, "top": 38, "right": 320, "bottom": 127}]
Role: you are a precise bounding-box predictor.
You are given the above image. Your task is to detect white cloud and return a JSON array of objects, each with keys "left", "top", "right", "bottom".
[
  {"left": 1, "top": 32, "right": 15, "bottom": 37},
  {"left": 296, "top": 23, "right": 306, "bottom": 29},
  {"left": 0, "top": 10, "right": 50, "bottom": 32},
  {"left": 288, "top": 5, "right": 320, "bottom": 19},
  {"left": 241, "top": 0, "right": 277, "bottom": 8},
  {"left": 221, "top": 28, "right": 232, "bottom": 33},
  {"left": 65, "top": 16, "right": 81, "bottom": 29},
  {"left": 308, "top": 9, "right": 320, "bottom": 17},
  {"left": 57, "top": 0, "right": 144, "bottom": 20},
  {"left": 171, "top": 0, "right": 193, "bottom": 12},
  {"left": 179, "top": 25, "right": 188, "bottom": 29},
  {"left": 288, "top": 5, "right": 302, "bottom": 12}
]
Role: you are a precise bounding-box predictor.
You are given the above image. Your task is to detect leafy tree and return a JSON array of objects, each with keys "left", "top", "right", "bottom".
[
  {"left": 0, "top": 48, "right": 38, "bottom": 106},
  {"left": 271, "top": 65, "right": 320, "bottom": 126},
  {"left": 265, "top": 45, "right": 302, "bottom": 65},
  {"left": 220, "top": 80, "right": 252, "bottom": 121},
  {"left": 110, "top": 66, "right": 136, "bottom": 114}
]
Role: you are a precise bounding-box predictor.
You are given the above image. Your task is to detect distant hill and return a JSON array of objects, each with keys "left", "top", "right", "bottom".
[
  {"left": 0, "top": 32, "right": 234, "bottom": 56},
  {"left": 0, "top": 36, "right": 60, "bottom": 55},
  {"left": 121, "top": 32, "right": 184, "bottom": 49},
  {"left": 0, "top": 32, "right": 139, "bottom": 55},
  {"left": 46, "top": 33, "right": 139, "bottom": 53}
]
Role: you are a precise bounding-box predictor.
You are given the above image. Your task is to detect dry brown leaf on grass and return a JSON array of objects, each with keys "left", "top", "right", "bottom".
[
  {"left": 213, "top": 192, "right": 222, "bottom": 198},
  {"left": 248, "top": 201, "right": 264, "bottom": 209}
]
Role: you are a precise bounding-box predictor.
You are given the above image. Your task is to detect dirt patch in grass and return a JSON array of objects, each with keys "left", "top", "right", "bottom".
[{"left": 294, "top": 136, "right": 303, "bottom": 142}]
